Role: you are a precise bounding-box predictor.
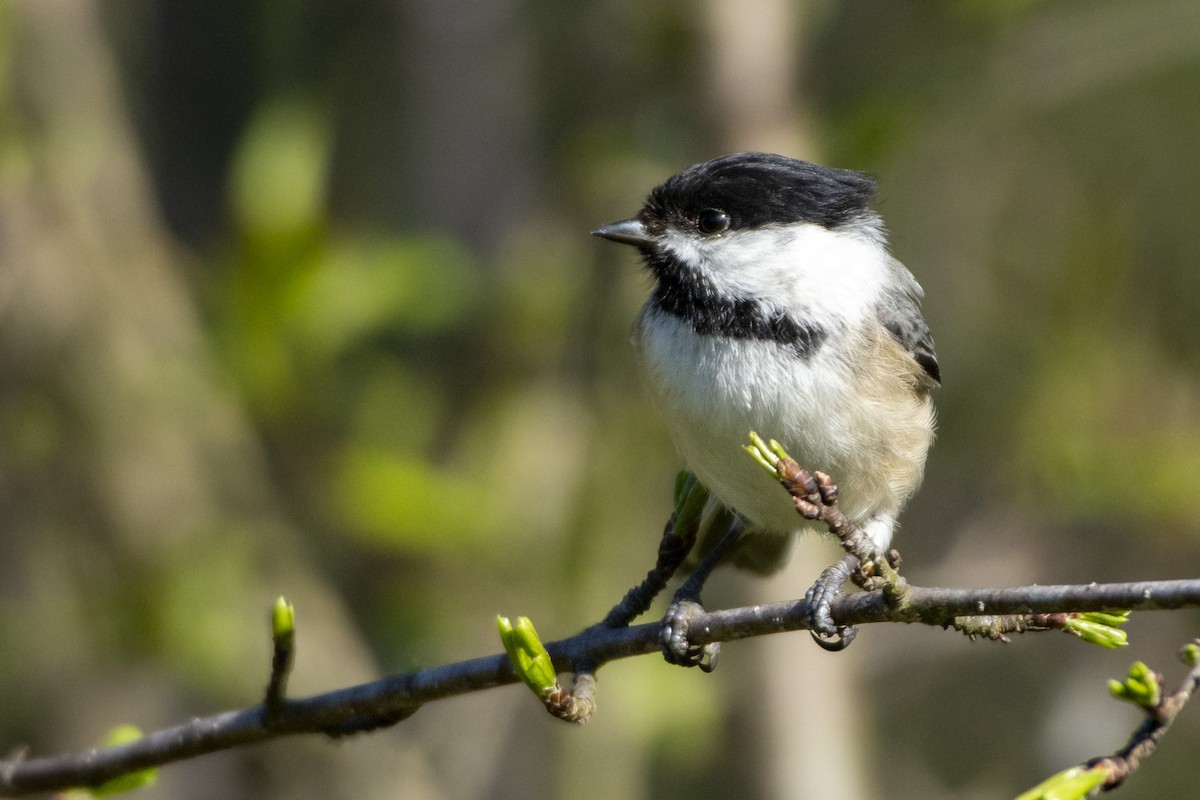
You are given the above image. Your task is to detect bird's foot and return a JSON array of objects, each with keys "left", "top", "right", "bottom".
[
  {"left": 804, "top": 554, "right": 860, "bottom": 651},
  {"left": 657, "top": 514, "right": 743, "bottom": 672},
  {"left": 661, "top": 597, "right": 720, "bottom": 672}
]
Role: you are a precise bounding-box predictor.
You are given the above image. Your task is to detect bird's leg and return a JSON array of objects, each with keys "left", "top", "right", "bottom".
[
  {"left": 599, "top": 515, "right": 698, "bottom": 630},
  {"left": 595, "top": 473, "right": 710, "bottom": 631},
  {"left": 660, "top": 515, "right": 744, "bottom": 672}
]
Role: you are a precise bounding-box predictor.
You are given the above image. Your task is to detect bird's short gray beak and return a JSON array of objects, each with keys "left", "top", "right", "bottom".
[{"left": 592, "top": 217, "right": 657, "bottom": 248}]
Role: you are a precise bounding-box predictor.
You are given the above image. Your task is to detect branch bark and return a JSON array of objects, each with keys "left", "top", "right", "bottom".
[{"left": 3, "top": 577, "right": 1200, "bottom": 797}]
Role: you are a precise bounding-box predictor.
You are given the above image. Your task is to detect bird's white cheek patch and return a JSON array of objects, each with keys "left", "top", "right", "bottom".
[
  {"left": 661, "top": 224, "right": 892, "bottom": 327},
  {"left": 659, "top": 231, "right": 707, "bottom": 274}
]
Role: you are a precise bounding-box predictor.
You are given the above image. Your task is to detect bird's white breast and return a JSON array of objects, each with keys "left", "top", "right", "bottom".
[{"left": 635, "top": 305, "right": 933, "bottom": 547}]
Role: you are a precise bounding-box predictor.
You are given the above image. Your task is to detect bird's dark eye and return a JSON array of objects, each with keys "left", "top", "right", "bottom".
[{"left": 696, "top": 208, "right": 730, "bottom": 235}]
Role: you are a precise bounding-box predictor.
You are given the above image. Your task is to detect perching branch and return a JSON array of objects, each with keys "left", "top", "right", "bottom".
[
  {"left": 3, "top": 578, "right": 1200, "bottom": 797},
  {"left": 3, "top": 448, "right": 1198, "bottom": 796}
]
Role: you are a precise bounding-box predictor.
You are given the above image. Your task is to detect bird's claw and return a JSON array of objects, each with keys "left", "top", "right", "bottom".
[
  {"left": 804, "top": 554, "right": 860, "bottom": 652},
  {"left": 661, "top": 599, "right": 720, "bottom": 672}
]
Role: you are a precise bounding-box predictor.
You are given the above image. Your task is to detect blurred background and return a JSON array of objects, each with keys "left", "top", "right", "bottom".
[{"left": 2, "top": 0, "right": 1200, "bottom": 797}]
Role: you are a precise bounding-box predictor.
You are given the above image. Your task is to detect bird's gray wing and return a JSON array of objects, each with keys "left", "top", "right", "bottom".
[{"left": 877, "top": 268, "right": 940, "bottom": 387}]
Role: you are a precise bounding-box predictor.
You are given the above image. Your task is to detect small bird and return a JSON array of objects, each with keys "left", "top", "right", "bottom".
[{"left": 594, "top": 152, "right": 938, "bottom": 654}]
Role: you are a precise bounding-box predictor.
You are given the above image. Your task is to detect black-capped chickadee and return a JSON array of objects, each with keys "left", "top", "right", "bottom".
[{"left": 594, "top": 152, "right": 938, "bottom": 651}]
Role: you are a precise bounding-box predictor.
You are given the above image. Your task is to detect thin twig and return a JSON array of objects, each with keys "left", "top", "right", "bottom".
[{"left": 1089, "top": 644, "right": 1200, "bottom": 792}]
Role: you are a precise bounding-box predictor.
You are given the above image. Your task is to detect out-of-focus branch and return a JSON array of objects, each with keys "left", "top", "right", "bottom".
[
  {"left": 1091, "top": 645, "right": 1200, "bottom": 791},
  {"left": 1018, "top": 643, "right": 1200, "bottom": 799},
  {"left": 3, "top": 578, "right": 1200, "bottom": 797}
]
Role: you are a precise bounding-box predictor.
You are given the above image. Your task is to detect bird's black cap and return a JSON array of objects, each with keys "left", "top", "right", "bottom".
[{"left": 641, "top": 152, "right": 877, "bottom": 233}]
